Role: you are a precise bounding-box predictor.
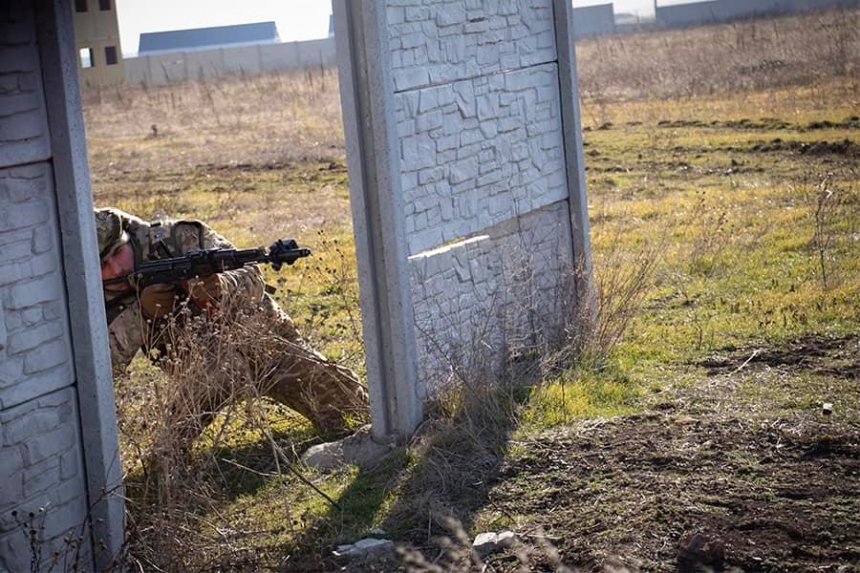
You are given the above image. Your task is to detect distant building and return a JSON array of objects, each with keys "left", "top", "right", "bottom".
[
  {"left": 572, "top": 3, "right": 616, "bottom": 37},
  {"left": 329, "top": 14, "right": 335, "bottom": 37},
  {"left": 138, "top": 21, "right": 280, "bottom": 56},
  {"left": 73, "top": 0, "right": 124, "bottom": 87}
]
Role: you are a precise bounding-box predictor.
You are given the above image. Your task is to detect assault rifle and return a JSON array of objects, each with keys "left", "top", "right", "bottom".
[{"left": 102, "top": 239, "right": 311, "bottom": 289}]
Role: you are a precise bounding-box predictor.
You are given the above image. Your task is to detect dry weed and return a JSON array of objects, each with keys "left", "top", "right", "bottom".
[
  {"left": 792, "top": 166, "right": 860, "bottom": 291},
  {"left": 576, "top": 7, "right": 859, "bottom": 116},
  {"left": 117, "top": 292, "right": 356, "bottom": 571}
]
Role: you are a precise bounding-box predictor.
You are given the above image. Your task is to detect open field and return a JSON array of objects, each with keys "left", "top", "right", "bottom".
[{"left": 83, "top": 7, "right": 859, "bottom": 572}]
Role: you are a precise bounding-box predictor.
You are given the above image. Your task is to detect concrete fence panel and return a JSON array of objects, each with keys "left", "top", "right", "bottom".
[
  {"left": 657, "top": 0, "right": 859, "bottom": 28},
  {"left": 572, "top": 4, "right": 616, "bottom": 38},
  {"left": 1, "top": 0, "right": 123, "bottom": 568},
  {"left": 334, "top": 0, "right": 593, "bottom": 439}
]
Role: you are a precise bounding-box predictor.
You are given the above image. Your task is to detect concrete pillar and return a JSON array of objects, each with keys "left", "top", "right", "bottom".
[
  {"left": 34, "top": 0, "right": 125, "bottom": 567},
  {"left": 554, "top": 0, "right": 597, "bottom": 329},
  {"left": 332, "top": 0, "right": 422, "bottom": 441}
]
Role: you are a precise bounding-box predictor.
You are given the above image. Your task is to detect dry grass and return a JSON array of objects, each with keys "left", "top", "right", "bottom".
[
  {"left": 80, "top": 6, "right": 860, "bottom": 571},
  {"left": 576, "top": 6, "right": 859, "bottom": 112},
  {"left": 84, "top": 67, "right": 343, "bottom": 172},
  {"left": 118, "top": 297, "right": 359, "bottom": 571}
]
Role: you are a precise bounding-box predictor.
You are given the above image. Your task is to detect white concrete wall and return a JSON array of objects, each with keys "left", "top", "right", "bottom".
[
  {"left": 572, "top": 4, "right": 615, "bottom": 38},
  {"left": 0, "top": 20, "right": 92, "bottom": 570},
  {"left": 334, "top": 0, "right": 592, "bottom": 437},
  {"left": 1, "top": 1, "right": 122, "bottom": 569},
  {"left": 125, "top": 38, "right": 337, "bottom": 85},
  {"left": 388, "top": 0, "right": 557, "bottom": 91},
  {"left": 0, "top": 165, "right": 91, "bottom": 571},
  {"left": 409, "top": 202, "right": 574, "bottom": 389},
  {"left": 389, "top": 0, "right": 583, "bottom": 390},
  {"left": 396, "top": 63, "right": 567, "bottom": 254}
]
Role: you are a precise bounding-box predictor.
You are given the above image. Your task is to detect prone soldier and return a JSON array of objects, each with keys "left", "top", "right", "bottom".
[{"left": 95, "top": 207, "right": 370, "bottom": 444}]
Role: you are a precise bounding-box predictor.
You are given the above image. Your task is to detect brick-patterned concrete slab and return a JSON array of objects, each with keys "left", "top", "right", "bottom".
[
  {"left": 0, "top": 3, "right": 50, "bottom": 169},
  {"left": 0, "top": 387, "right": 91, "bottom": 572},
  {"left": 388, "top": 0, "right": 556, "bottom": 91},
  {"left": 0, "top": 164, "right": 72, "bottom": 410},
  {"left": 397, "top": 63, "right": 567, "bottom": 254},
  {"left": 409, "top": 201, "right": 574, "bottom": 390}
]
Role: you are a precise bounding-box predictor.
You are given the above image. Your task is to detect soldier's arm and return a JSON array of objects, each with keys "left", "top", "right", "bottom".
[
  {"left": 106, "top": 304, "right": 145, "bottom": 377},
  {"left": 173, "top": 221, "right": 266, "bottom": 302}
]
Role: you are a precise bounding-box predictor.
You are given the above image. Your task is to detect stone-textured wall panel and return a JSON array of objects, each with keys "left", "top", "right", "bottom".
[
  {"left": 0, "top": 387, "right": 92, "bottom": 572},
  {"left": 409, "top": 201, "right": 574, "bottom": 391},
  {"left": 398, "top": 63, "right": 567, "bottom": 255},
  {"left": 387, "top": 0, "right": 557, "bottom": 91},
  {"left": 388, "top": 0, "right": 581, "bottom": 392},
  {"left": 0, "top": 163, "right": 74, "bottom": 410},
  {"left": 0, "top": 2, "right": 50, "bottom": 169},
  {"left": 1, "top": 2, "right": 122, "bottom": 568}
]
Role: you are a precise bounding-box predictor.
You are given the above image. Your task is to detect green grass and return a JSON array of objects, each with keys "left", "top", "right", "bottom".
[
  {"left": 112, "top": 100, "right": 857, "bottom": 566},
  {"left": 520, "top": 371, "right": 641, "bottom": 427},
  {"left": 83, "top": 17, "right": 860, "bottom": 566}
]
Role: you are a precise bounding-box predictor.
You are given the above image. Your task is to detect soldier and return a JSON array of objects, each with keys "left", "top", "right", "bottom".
[{"left": 95, "top": 207, "right": 370, "bottom": 444}]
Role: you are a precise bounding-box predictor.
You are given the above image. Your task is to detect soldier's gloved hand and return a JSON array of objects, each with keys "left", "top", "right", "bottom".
[
  {"left": 139, "top": 283, "right": 178, "bottom": 320},
  {"left": 187, "top": 274, "right": 225, "bottom": 311}
]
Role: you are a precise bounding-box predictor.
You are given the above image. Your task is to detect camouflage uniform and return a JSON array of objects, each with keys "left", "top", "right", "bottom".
[{"left": 95, "top": 207, "right": 369, "bottom": 439}]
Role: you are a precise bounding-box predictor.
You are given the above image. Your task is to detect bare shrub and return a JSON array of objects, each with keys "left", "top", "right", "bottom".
[
  {"left": 540, "top": 227, "right": 664, "bottom": 374},
  {"left": 590, "top": 237, "right": 662, "bottom": 361},
  {"left": 11, "top": 506, "right": 86, "bottom": 573},
  {"left": 685, "top": 190, "right": 733, "bottom": 277},
  {"left": 117, "top": 295, "right": 344, "bottom": 571},
  {"left": 792, "top": 167, "right": 860, "bottom": 291}
]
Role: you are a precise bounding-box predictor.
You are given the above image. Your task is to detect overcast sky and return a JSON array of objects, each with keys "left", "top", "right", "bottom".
[{"left": 115, "top": 0, "right": 698, "bottom": 56}]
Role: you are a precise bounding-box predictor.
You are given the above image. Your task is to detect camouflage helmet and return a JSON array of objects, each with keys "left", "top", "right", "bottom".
[{"left": 94, "top": 207, "right": 129, "bottom": 259}]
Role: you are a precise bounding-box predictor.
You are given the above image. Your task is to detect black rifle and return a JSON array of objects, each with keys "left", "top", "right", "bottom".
[{"left": 102, "top": 239, "right": 311, "bottom": 289}]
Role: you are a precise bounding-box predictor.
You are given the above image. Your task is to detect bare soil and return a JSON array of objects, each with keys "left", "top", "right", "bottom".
[
  {"left": 480, "top": 335, "right": 860, "bottom": 572},
  {"left": 277, "top": 336, "right": 859, "bottom": 572}
]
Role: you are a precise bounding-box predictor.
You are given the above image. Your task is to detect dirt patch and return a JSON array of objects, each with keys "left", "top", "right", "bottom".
[
  {"left": 698, "top": 335, "right": 860, "bottom": 381},
  {"left": 474, "top": 335, "right": 860, "bottom": 572},
  {"left": 655, "top": 117, "right": 860, "bottom": 131},
  {"left": 657, "top": 118, "right": 795, "bottom": 130},
  {"left": 805, "top": 117, "right": 860, "bottom": 131},
  {"left": 486, "top": 415, "right": 859, "bottom": 572},
  {"left": 750, "top": 138, "right": 859, "bottom": 157}
]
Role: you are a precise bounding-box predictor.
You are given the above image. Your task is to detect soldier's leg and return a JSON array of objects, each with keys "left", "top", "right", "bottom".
[
  {"left": 259, "top": 318, "right": 370, "bottom": 434},
  {"left": 253, "top": 295, "right": 369, "bottom": 433}
]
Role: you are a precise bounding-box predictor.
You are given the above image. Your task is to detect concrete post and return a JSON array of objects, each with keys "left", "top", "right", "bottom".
[
  {"left": 554, "top": 0, "right": 598, "bottom": 330},
  {"left": 332, "top": 0, "right": 422, "bottom": 441},
  {"left": 34, "top": 0, "right": 125, "bottom": 567}
]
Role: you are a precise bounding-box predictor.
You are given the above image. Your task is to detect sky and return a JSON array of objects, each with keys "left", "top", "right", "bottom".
[{"left": 115, "top": 0, "right": 698, "bottom": 56}]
